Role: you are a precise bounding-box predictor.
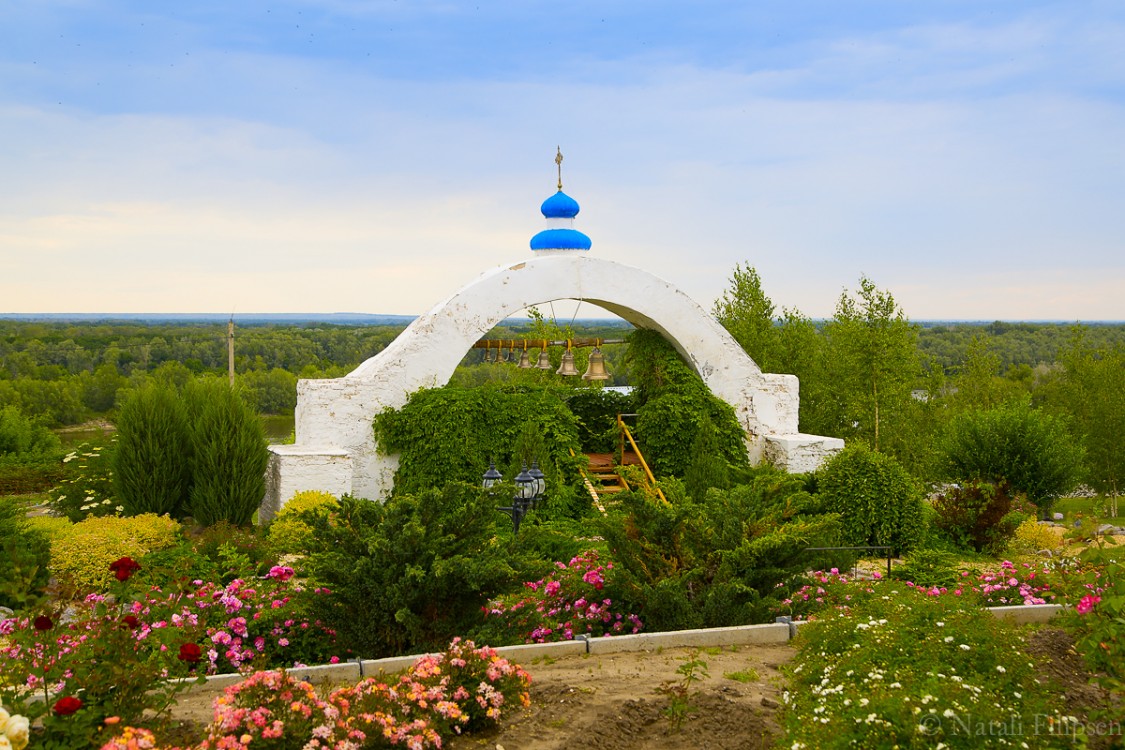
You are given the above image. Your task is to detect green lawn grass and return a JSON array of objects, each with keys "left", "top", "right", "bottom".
[{"left": 1053, "top": 494, "right": 1125, "bottom": 524}]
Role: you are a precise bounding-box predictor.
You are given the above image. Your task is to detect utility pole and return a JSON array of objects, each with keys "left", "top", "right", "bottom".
[{"left": 228, "top": 318, "right": 235, "bottom": 386}]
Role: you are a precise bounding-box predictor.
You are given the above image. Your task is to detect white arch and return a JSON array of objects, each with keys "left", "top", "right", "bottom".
[{"left": 262, "top": 255, "right": 841, "bottom": 518}]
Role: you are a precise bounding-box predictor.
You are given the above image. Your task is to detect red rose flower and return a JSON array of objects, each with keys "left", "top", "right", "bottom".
[
  {"left": 33, "top": 615, "right": 54, "bottom": 631},
  {"left": 121, "top": 615, "right": 140, "bottom": 629},
  {"left": 178, "top": 642, "right": 203, "bottom": 664},
  {"left": 109, "top": 556, "right": 141, "bottom": 582},
  {"left": 53, "top": 696, "right": 83, "bottom": 715}
]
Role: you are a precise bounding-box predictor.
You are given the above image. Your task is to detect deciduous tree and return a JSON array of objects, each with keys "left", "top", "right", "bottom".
[
  {"left": 1053, "top": 337, "right": 1125, "bottom": 513},
  {"left": 824, "top": 276, "right": 920, "bottom": 452}
]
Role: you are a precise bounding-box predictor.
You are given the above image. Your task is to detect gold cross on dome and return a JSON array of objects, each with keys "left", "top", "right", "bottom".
[{"left": 555, "top": 146, "right": 564, "bottom": 190}]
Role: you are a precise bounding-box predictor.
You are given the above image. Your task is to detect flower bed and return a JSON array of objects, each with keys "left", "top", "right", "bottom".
[
  {"left": 780, "top": 587, "right": 1108, "bottom": 748},
  {"left": 479, "top": 551, "right": 643, "bottom": 643},
  {"left": 100, "top": 638, "right": 530, "bottom": 750},
  {"left": 0, "top": 556, "right": 346, "bottom": 748},
  {"left": 1, "top": 561, "right": 343, "bottom": 686},
  {"left": 775, "top": 557, "right": 1105, "bottom": 622}
]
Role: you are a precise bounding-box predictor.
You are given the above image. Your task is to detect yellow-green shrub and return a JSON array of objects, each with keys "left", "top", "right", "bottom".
[
  {"left": 1011, "top": 518, "right": 1063, "bottom": 552},
  {"left": 25, "top": 515, "right": 72, "bottom": 539},
  {"left": 50, "top": 513, "right": 182, "bottom": 595},
  {"left": 267, "top": 490, "right": 339, "bottom": 554}
]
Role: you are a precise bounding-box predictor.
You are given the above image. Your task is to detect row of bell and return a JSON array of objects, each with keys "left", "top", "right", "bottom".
[{"left": 483, "top": 345, "right": 610, "bottom": 381}]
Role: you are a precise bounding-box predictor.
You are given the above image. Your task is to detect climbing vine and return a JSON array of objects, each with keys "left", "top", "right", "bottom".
[
  {"left": 625, "top": 329, "right": 749, "bottom": 478},
  {"left": 374, "top": 384, "right": 586, "bottom": 509}
]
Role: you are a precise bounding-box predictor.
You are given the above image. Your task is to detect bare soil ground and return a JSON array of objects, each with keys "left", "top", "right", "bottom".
[
  {"left": 447, "top": 644, "right": 793, "bottom": 750},
  {"left": 166, "top": 644, "right": 795, "bottom": 750}
]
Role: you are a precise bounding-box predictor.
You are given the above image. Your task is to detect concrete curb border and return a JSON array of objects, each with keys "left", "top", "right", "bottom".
[{"left": 181, "top": 604, "right": 1066, "bottom": 695}]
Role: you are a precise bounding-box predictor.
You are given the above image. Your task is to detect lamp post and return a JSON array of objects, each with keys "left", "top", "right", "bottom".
[
  {"left": 484, "top": 460, "right": 546, "bottom": 534},
  {"left": 528, "top": 461, "right": 545, "bottom": 508}
]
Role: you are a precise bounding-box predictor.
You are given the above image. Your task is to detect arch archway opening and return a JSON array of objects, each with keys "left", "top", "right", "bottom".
[{"left": 262, "top": 255, "right": 842, "bottom": 519}]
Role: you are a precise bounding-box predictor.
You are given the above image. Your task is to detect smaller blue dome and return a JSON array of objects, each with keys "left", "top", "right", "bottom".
[
  {"left": 530, "top": 228, "right": 592, "bottom": 251},
  {"left": 541, "top": 191, "right": 580, "bottom": 219}
]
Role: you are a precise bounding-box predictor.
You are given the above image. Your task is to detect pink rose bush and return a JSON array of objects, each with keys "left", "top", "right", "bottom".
[
  {"left": 481, "top": 551, "right": 643, "bottom": 643},
  {"left": 331, "top": 638, "right": 530, "bottom": 747},
  {"left": 1, "top": 563, "right": 344, "bottom": 693},
  {"left": 1, "top": 558, "right": 349, "bottom": 749},
  {"left": 98, "top": 639, "right": 532, "bottom": 750},
  {"left": 199, "top": 669, "right": 347, "bottom": 750},
  {"left": 775, "top": 558, "right": 1108, "bottom": 621},
  {"left": 1075, "top": 594, "right": 1101, "bottom": 615}
]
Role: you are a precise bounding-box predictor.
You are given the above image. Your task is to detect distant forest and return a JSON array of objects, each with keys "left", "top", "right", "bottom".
[
  {"left": 0, "top": 318, "right": 630, "bottom": 424},
  {"left": 0, "top": 317, "right": 1122, "bottom": 427}
]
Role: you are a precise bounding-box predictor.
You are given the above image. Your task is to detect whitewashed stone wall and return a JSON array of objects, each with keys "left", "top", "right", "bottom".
[{"left": 261, "top": 255, "right": 842, "bottom": 520}]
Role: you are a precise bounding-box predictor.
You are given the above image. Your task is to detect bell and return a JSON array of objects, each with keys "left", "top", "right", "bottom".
[
  {"left": 518, "top": 348, "right": 532, "bottom": 368},
  {"left": 556, "top": 349, "right": 579, "bottom": 376},
  {"left": 483, "top": 346, "right": 494, "bottom": 363},
  {"left": 582, "top": 347, "right": 610, "bottom": 381},
  {"left": 535, "top": 350, "right": 553, "bottom": 370}
]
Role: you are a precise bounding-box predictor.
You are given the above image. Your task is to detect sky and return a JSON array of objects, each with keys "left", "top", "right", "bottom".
[{"left": 1, "top": 1, "right": 1123, "bottom": 322}]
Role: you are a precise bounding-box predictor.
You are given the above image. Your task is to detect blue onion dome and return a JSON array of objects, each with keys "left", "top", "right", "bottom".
[
  {"left": 530, "top": 148, "right": 592, "bottom": 253},
  {"left": 541, "top": 190, "right": 580, "bottom": 219},
  {"left": 530, "top": 227, "right": 592, "bottom": 250}
]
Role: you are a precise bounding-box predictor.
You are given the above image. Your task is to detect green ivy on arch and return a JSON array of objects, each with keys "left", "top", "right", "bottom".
[{"left": 373, "top": 384, "right": 587, "bottom": 510}]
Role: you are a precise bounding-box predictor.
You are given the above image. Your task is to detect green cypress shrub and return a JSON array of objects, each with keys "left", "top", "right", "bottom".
[
  {"left": 684, "top": 416, "right": 731, "bottom": 501},
  {"left": 186, "top": 379, "right": 269, "bottom": 526},
  {"left": 303, "top": 487, "right": 522, "bottom": 657},
  {"left": 113, "top": 382, "right": 192, "bottom": 517},
  {"left": 598, "top": 469, "right": 841, "bottom": 631}
]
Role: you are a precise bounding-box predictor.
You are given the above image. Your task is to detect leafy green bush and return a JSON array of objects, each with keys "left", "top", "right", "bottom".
[
  {"left": 941, "top": 401, "right": 1085, "bottom": 519},
  {"left": 817, "top": 445, "right": 926, "bottom": 554},
  {"left": 627, "top": 329, "right": 749, "bottom": 478},
  {"left": 48, "top": 437, "right": 118, "bottom": 521},
  {"left": 888, "top": 548, "right": 970, "bottom": 589},
  {"left": 193, "top": 520, "right": 276, "bottom": 578},
  {"left": 137, "top": 521, "right": 277, "bottom": 589},
  {"left": 1065, "top": 543, "right": 1125, "bottom": 696},
  {"left": 598, "top": 468, "right": 840, "bottom": 631},
  {"left": 509, "top": 517, "right": 607, "bottom": 572},
  {"left": 266, "top": 489, "right": 339, "bottom": 555},
  {"left": 0, "top": 406, "right": 64, "bottom": 494},
  {"left": 931, "top": 479, "right": 1028, "bottom": 554},
  {"left": 113, "top": 383, "right": 192, "bottom": 517},
  {"left": 49, "top": 514, "right": 181, "bottom": 595},
  {"left": 184, "top": 379, "right": 269, "bottom": 526},
  {"left": 135, "top": 540, "right": 222, "bottom": 591},
  {"left": 302, "top": 488, "right": 523, "bottom": 658},
  {"left": 0, "top": 405, "right": 61, "bottom": 458},
  {"left": 0, "top": 496, "right": 51, "bottom": 611}
]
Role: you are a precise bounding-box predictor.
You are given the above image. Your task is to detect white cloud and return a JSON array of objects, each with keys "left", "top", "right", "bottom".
[{"left": 1, "top": 4, "right": 1123, "bottom": 319}]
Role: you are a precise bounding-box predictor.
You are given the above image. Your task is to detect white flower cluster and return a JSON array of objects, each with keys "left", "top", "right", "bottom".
[{"left": 0, "top": 700, "right": 30, "bottom": 750}]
